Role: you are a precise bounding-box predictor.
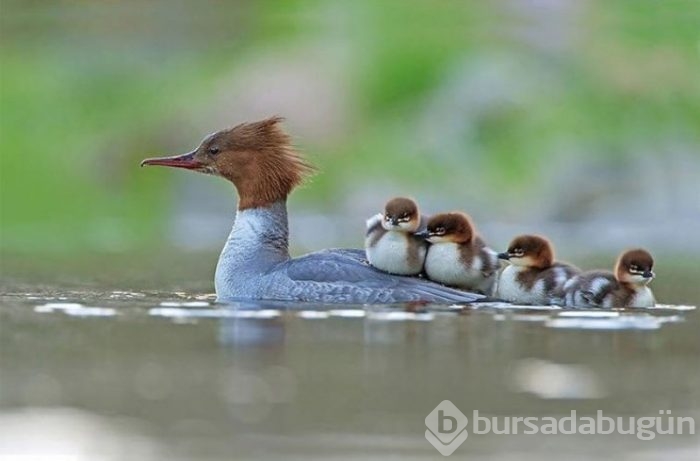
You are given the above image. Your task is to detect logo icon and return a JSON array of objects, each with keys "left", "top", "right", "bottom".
[{"left": 425, "top": 400, "right": 468, "bottom": 456}]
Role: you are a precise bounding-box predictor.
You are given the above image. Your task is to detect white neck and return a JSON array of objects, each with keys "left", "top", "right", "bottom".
[{"left": 215, "top": 201, "right": 290, "bottom": 294}]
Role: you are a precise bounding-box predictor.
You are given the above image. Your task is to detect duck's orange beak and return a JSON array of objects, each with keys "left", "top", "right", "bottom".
[{"left": 140, "top": 150, "right": 203, "bottom": 170}]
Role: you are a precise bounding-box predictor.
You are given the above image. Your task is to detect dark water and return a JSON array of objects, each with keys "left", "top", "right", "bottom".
[{"left": 1, "top": 256, "right": 699, "bottom": 460}]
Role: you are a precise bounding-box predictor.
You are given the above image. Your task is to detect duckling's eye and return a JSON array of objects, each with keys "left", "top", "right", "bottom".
[
  {"left": 630, "top": 265, "right": 638, "bottom": 272},
  {"left": 434, "top": 227, "right": 445, "bottom": 235},
  {"left": 512, "top": 248, "right": 524, "bottom": 256},
  {"left": 208, "top": 146, "right": 220, "bottom": 155}
]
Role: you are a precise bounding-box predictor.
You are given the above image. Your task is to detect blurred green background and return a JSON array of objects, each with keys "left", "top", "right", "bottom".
[{"left": 1, "top": 0, "right": 699, "bottom": 291}]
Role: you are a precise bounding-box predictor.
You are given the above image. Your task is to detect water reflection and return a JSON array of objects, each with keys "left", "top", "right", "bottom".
[
  {"left": 219, "top": 318, "right": 286, "bottom": 347},
  {"left": 510, "top": 358, "right": 607, "bottom": 399}
]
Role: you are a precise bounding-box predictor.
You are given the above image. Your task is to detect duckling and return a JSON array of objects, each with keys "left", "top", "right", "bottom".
[
  {"left": 420, "top": 212, "right": 498, "bottom": 294},
  {"left": 494, "top": 235, "right": 580, "bottom": 305},
  {"left": 564, "top": 249, "right": 656, "bottom": 308},
  {"left": 365, "top": 197, "right": 428, "bottom": 275}
]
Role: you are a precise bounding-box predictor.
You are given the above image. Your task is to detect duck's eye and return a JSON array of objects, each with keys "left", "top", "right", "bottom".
[
  {"left": 512, "top": 248, "right": 524, "bottom": 256},
  {"left": 630, "top": 265, "right": 638, "bottom": 272},
  {"left": 434, "top": 227, "right": 445, "bottom": 235},
  {"left": 208, "top": 146, "right": 220, "bottom": 155}
]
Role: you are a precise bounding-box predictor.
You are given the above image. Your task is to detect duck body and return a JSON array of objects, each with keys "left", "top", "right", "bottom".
[
  {"left": 214, "top": 202, "right": 482, "bottom": 304},
  {"left": 419, "top": 212, "right": 499, "bottom": 295},
  {"left": 424, "top": 237, "right": 498, "bottom": 295},
  {"left": 493, "top": 234, "right": 580, "bottom": 305},
  {"left": 364, "top": 197, "right": 429, "bottom": 276},
  {"left": 563, "top": 249, "right": 656, "bottom": 308},
  {"left": 563, "top": 271, "right": 655, "bottom": 308},
  {"left": 495, "top": 262, "right": 579, "bottom": 305},
  {"left": 365, "top": 215, "right": 428, "bottom": 275}
]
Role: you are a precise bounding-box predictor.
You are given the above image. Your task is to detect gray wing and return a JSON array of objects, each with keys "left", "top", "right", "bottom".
[
  {"left": 579, "top": 271, "right": 617, "bottom": 307},
  {"left": 365, "top": 213, "right": 384, "bottom": 237},
  {"left": 279, "top": 248, "right": 483, "bottom": 304},
  {"left": 561, "top": 262, "right": 581, "bottom": 273}
]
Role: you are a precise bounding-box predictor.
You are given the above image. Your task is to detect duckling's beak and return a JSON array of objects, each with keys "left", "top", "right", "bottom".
[
  {"left": 140, "top": 150, "right": 203, "bottom": 170},
  {"left": 497, "top": 252, "right": 510, "bottom": 260},
  {"left": 414, "top": 230, "right": 430, "bottom": 239},
  {"left": 643, "top": 270, "right": 655, "bottom": 279}
]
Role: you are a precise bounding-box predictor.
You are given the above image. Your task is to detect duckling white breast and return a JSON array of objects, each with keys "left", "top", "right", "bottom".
[
  {"left": 630, "top": 287, "right": 656, "bottom": 307},
  {"left": 366, "top": 231, "right": 426, "bottom": 275},
  {"left": 425, "top": 243, "right": 487, "bottom": 290},
  {"left": 495, "top": 266, "right": 544, "bottom": 304}
]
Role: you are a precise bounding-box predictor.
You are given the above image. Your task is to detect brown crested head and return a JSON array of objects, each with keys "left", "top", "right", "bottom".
[
  {"left": 141, "top": 116, "right": 315, "bottom": 210},
  {"left": 382, "top": 197, "right": 420, "bottom": 231},
  {"left": 615, "top": 248, "right": 655, "bottom": 284},
  {"left": 424, "top": 212, "right": 474, "bottom": 244},
  {"left": 500, "top": 235, "right": 554, "bottom": 269},
  {"left": 384, "top": 197, "right": 418, "bottom": 219}
]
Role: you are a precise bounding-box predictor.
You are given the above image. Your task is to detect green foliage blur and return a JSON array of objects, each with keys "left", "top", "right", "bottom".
[{"left": 1, "top": 0, "right": 699, "bottom": 254}]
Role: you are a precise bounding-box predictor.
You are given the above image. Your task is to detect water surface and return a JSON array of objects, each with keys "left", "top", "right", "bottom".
[
  {"left": 1, "top": 279, "right": 698, "bottom": 460},
  {"left": 2, "top": 252, "right": 699, "bottom": 459}
]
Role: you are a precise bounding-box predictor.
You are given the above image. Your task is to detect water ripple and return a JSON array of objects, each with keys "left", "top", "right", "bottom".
[
  {"left": 25, "top": 296, "right": 696, "bottom": 330},
  {"left": 159, "top": 301, "right": 211, "bottom": 307},
  {"left": 148, "top": 307, "right": 281, "bottom": 319},
  {"left": 367, "top": 311, "right": 435, "bottom": 322},
  {"left": 545, "top": 313, "right": 684, "bottom": 330},
  {"left": 34, "top": 303, "right": 117, "bottom": 317}
]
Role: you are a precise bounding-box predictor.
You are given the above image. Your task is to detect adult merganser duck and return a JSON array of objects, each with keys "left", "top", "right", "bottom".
[
  {"left": 563, "top": 248, "right": 656, "bottom": 308},
  {"left": 365, "top": 197, "right": 428, "bottom": 275},
  {"left": 418, "top": 212, "right": 499, "bottom": 295},
  {"left": 141, "top": 117, "right": 483, "bottom": 304},
  {"left": 494, "top": 234, "right": 580, "bottom": 305}
]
